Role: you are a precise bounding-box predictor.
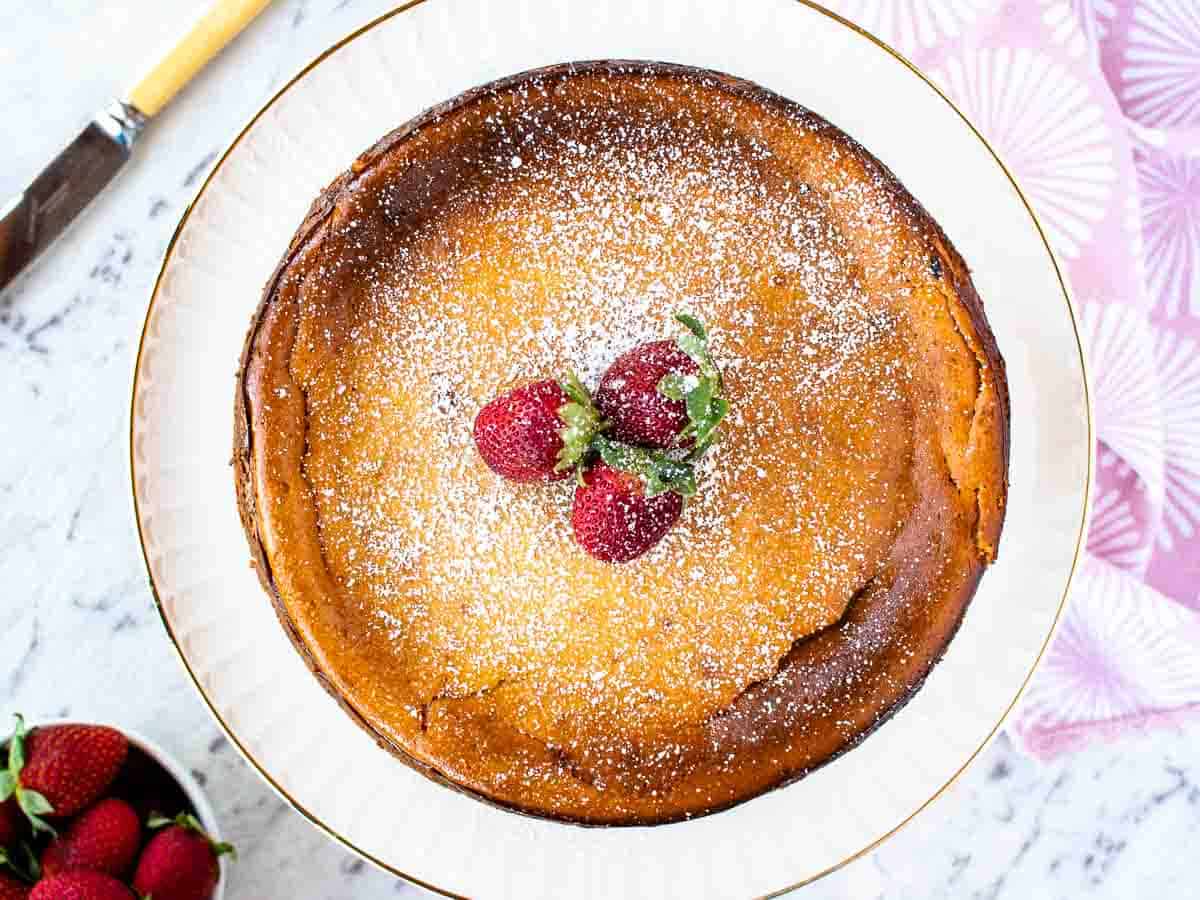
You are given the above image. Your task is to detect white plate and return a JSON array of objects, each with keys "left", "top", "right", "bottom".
[{"left": 130, "top": 1, "right": 1091, "bottom": 896}]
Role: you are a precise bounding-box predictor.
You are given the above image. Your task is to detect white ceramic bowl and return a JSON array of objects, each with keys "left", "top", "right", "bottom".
[
  {"left": 131, "top": 0, "right": 1091, "bottom": 896},
  {"left": 14, "top": 721, "right": 226, "bottom": 900},
  {"left": 122, "top": 727, "right": 228, "bottom": 900}
]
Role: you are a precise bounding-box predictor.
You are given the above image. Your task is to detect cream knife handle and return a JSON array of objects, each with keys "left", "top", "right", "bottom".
[{"left": 126, "top": 0, "right": 272, "bottom": 118}]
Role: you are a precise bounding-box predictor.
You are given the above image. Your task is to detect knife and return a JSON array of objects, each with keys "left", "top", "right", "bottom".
[{"left": 0, "top": 0, "right": 273, "bottom": 294}]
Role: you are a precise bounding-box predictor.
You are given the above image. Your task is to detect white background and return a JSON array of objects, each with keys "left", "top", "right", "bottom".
[{"left": 1, "top": 1, "right": 1197, "bottom": 897}]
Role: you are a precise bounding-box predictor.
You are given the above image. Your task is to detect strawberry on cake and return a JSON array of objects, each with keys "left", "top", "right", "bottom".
[{"left": 234, "top": 61, "right": 1009, "bottom": 825}]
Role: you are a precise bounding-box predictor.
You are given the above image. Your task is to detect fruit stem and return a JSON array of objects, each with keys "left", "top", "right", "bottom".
[
  {"left": 555, "top": 372, "right": 608, "bottom": 473},
  {"left": 1, "top": 714, "right": 56, "bottom": 837}
]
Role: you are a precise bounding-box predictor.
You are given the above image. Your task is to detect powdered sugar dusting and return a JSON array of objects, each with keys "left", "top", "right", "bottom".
[{"left": 272, "top": 66, "right": 952, "bottom": 801}]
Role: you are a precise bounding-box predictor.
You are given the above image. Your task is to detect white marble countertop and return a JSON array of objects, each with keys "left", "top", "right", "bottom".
[{"left": 1, "top": 1, "right": 1196, "bottom": 897}]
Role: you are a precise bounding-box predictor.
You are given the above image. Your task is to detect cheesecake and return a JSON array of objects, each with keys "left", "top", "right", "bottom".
[{"left": 234, "top": 61, "right": 1009, "bottom": 825}]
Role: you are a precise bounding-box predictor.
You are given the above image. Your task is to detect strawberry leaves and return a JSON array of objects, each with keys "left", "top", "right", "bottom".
[
  {"left": 592, "top": 436, "right": 697, "bottom": 498},
  {"left": 1, "top": 716, "right": 55, "bottom": 838},
  {"left": 560, "top": 375, "right": 699, "bottom": 498},
  {"left": 555, "top": 372, "right": 608, "bottom": 474},
  {"left": 553, "top": 314, "right": 727, "bottom": 500},
  {"left": 478, "top": 312, "right": 731, "bottom": 562},
  {"left": 659, "top": 312, "right": 728, "bottom": 458}
]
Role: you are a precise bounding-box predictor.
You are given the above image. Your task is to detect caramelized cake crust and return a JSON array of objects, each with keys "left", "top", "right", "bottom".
[{"left": 235, "top": 62, "right": 1009, "bottom": 824}]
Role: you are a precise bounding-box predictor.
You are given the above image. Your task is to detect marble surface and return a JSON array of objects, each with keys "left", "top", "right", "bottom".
[{"left": 0, "top": 1, "right": 1196, "bottom": 897}]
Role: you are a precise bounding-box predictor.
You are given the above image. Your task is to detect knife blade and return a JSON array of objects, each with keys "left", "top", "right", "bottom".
[
  {"left": 0, "top": 0, "right": 273, "bottom": 295},
  {"left": 0, "top": 101, "right": 145, "bottom": 293}
]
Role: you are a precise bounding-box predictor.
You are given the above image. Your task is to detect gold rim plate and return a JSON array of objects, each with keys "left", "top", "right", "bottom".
[{"left": 130, "top": 2, "right": 1092, "bottom": 895}]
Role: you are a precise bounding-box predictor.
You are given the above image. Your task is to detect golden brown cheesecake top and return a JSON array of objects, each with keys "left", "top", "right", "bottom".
[{"left": 236, "top": 62, "right": 1008, "bottom": 824}]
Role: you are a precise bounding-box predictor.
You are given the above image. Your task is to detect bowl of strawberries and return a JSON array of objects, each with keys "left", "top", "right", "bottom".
[{"left": 0, "top": 716, "right": 231, "bottom": 900}]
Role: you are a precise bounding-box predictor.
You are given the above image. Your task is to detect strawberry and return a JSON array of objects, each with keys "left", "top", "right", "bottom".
[
  {"left": 595, "top": 339, "right": 698, "bottom": 448},
  {"left": 0, "top": 718, "right": 127, "bottom": 834},
  {"left": 474, "top": 314, "right": 729, "bottom": 565},
  {"left": 595, "top": 314, "right": 727, "bottom": 452},
  {"left": 0, "top": 800, "right": 21, "bottom": 848},
  {"left": 572, "top": 457, "right": 686, "bottom": 562},
  {"left": 28, "top": 872, "right": 131, "bottom": 900},
  {"left": 41, "top": 799, "right": 139, "bottom": 880},
  {"left": 473, "top": 375, "right": 603, "bottom": 482},
  {"left": 0, "top": 873, "right": 29, "bottom": 900},
  {"left": 132, "top": 813, "right": 233, "bottom": 900}
]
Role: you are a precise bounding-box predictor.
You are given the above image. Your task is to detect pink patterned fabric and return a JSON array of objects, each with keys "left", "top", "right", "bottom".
[{"left": 824, "top": 0, "right": 1200, "bottom": 757}]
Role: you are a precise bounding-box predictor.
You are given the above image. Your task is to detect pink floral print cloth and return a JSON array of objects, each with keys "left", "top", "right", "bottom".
[{"left": 823, "top": 0, "right": 1200, "bottom": 757}]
